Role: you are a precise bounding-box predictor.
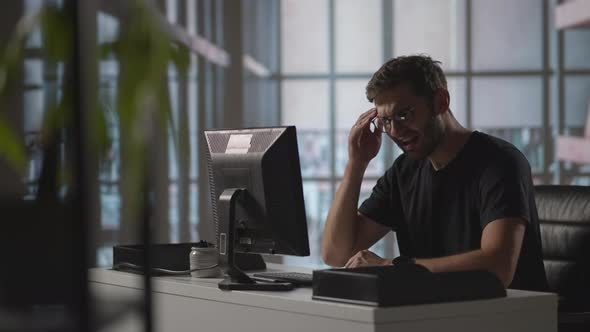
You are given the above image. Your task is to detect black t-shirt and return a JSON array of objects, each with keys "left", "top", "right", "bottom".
[{"left": 358, "top": 131, "right": 548, "bottom": 291}]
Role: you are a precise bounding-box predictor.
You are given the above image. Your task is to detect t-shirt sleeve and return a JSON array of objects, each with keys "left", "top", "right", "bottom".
[
  {"left": 479, "top": 149, "right": 533, "bottom": 229},
  {"left": 358, "top": 165, "right": 404, "bottom": 231}
]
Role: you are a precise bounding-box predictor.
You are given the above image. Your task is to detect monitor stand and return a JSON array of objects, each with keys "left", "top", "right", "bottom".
[{"left": 217, "top": 188, "right": 293, "bottom": 291}]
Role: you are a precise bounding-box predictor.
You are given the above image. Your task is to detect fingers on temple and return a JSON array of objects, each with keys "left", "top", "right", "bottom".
[
  {"left": 351, "top": 109, "right": 376, "bottom": 134},
  {"left": 359, "top": 115, "right": 377, "bottom": 133},
  {"left": 356, "top": 108, "right": 377, "bottom": 123}
]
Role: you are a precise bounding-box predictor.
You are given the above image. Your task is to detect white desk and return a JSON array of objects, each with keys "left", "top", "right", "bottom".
[{"left": 89, "top": 264, "right": 557, "bottom": 332}]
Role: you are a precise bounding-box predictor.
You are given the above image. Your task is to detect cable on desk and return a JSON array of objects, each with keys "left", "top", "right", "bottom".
[{"left": 113, "top": 262, "right": 219, "bottom": 276}]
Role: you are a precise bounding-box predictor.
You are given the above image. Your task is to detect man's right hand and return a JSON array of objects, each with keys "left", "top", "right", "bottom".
[{"left": 348, "top": 108, "right": 382, "bottom": 168}]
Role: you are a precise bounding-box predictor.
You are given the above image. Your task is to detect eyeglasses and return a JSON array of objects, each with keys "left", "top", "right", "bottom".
[{"left": 370, "top": 107, "right": 416, "bottom": 133}]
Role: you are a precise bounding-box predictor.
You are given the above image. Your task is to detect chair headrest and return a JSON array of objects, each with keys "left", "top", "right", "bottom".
[{"left": 534, "top": 185, "right": 590, "bottom": 223}]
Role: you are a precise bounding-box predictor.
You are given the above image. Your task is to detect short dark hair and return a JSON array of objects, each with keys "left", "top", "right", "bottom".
[{"left": 365, "top": 55, "right": 447, "bottom": 103}]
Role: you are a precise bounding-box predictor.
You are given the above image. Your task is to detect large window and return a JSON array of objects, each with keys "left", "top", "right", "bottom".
[
  {"left": 15, "top": 0, "right": 590, "bottom": 268},
  {"left": 279, "top": 0, "right": 590, "bottom": 267}
]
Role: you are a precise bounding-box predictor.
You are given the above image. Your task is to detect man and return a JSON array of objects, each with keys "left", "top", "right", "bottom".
[{"left": 321, "top": 55, "right": 547, "bottom": 291}]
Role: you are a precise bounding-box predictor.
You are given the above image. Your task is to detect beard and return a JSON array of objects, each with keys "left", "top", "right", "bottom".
[{"left": 400, "top": 113, "right": 445, "bottom": 160}]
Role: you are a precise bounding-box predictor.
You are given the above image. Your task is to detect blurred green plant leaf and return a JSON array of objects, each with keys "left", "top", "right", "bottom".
[
  {"left": 0, "top": 11, "right": 38, "bottom": 173},
  {"left": 99, "top": 41, "right": 119, "bottom": 59},
  {"left": 170, "top": 44, "right": 190, "bottom": 71},
  {"left": 40, "top": 6, "right": 73, "bottom": 62},
  {"left": 0, "top": 10, "right": 35, "bottom": 98},
  {"left": 0, "top": 115, "right": 26, "bottom": 172},
  {"left": 0, "top": 0, "right": 186, "bottom": 206},
  {"left": 116, "top": 0, "right": 177, "bottom": 143}
]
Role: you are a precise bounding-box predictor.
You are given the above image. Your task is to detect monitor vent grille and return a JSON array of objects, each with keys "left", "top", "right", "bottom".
[
  {"left": 249, "top": 131, "right": 282, "bottom": 152},
  {"left": 207, "top": 133, "right": 231, "bottom": 153},
  {"left": 205, "top": 142, "right": 219, "bottom": 248},
  {"left": 205, "top": 129, "right": 282, "bottom": 154}
]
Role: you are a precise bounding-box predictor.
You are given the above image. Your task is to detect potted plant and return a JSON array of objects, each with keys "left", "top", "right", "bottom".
[{"left": 0, "top": 0, "right": 188, "bottom": 328}]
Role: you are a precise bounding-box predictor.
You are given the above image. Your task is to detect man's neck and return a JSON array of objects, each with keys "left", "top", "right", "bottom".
[{"left": 428, "top": 124, "right": 472, "bottom": 171}]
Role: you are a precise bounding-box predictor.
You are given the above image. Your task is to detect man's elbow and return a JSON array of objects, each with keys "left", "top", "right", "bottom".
[
  {"left": 493, "top": 269, "right": 514, "bottom": 289},
  {"left": 488, "top": 257, "right": 516, "bottom": 288},
  {"left": 321, "top": 252, "right": 339, "bottom": 267},
  {"left": 496, "top": 268, "right": 515, "bottom": 288},
  {"left": 481, "top": 247, "right": 518, "bottom": 288},
  {"left": 321, "top": 246, "right": 348, "bottom": 267}
]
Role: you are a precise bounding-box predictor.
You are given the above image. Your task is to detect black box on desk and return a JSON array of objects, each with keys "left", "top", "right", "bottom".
[
  {"left": 113, "top": 242, "right": 266, "bottom": 274},
  {"left": 113, "top": 242, "right": 202, "bottom": 273},
  {"left": 312, "top": 264, "right": 506, "bottom": 307}
]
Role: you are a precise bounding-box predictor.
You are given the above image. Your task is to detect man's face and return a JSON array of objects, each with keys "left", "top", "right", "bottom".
[{"left": 374, "top": 84, "right": 445, "bottom": 159}]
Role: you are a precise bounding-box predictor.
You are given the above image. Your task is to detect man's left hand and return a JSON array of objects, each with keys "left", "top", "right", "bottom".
[{"left": 344, "top": 249, "right": 391, "bottom": 268}]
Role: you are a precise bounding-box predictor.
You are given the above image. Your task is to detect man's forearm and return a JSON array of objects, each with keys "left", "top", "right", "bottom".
[
  {"left": 415, "top": 249, "right": 514, "bottom": 288},
  {"left": 322, "top": 162, "right": 366, "bottom": 266}
]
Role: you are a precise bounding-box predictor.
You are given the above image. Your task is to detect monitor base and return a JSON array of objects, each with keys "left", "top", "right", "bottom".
[{"left": 216, "top": 188, "right": 293, "bottom": 292}]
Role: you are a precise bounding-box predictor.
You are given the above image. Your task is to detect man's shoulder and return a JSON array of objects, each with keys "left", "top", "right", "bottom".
[
  {"left": 471, "top": 131, "right": 531, "bottom": 166},
  {"left": 471, "top": 132, "right": 532, "bottom": 177}
]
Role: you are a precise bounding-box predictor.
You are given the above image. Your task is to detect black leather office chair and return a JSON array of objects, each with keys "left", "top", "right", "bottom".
[{"left": 535, "top": 185, "right": 590, "bottom": 332}]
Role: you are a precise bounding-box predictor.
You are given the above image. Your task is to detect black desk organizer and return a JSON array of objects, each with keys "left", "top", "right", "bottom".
[
  {"left": 112, "top": 242, "right": 266, "bottom": 275},
  {"left": 312, "top": 264, "right": 506, "bottom": 307}
]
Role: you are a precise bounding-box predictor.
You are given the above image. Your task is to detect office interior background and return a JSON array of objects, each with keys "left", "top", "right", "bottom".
[{"left": 2, "top": 0, "right": 590, "bottom": 269}]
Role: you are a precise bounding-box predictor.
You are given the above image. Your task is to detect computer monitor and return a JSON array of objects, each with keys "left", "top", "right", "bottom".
[{"left": 204, "top": 126, "right": 310, "bottom": 290}]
